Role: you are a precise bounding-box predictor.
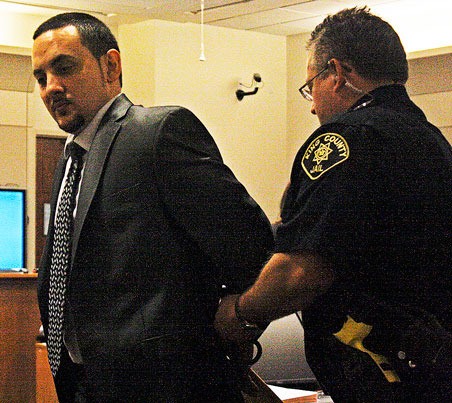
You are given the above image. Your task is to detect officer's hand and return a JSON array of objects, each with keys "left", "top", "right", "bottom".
[{"left": 214, "top": 294, "right": 260, "bottom": 343}]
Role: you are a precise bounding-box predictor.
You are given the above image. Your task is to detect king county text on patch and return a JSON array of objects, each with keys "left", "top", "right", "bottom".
[{"left": 302, "top": 133, "right": 349, "bottom": 180}]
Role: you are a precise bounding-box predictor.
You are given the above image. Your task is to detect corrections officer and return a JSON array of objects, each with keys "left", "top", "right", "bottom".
[{"left": 215, "top": 7, "right": 451, "bottom": 402}]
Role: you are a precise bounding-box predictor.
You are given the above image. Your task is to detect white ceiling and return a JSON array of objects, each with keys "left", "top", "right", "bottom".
[{"left": 1, "top": 0, "right": 452, "bottom": 53}]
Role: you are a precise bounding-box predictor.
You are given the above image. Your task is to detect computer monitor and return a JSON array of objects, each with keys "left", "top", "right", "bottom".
[{"left": 0, "top": 189, "right": 26, "bottom": 270}]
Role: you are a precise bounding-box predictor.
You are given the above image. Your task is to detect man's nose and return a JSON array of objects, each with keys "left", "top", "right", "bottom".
[
  {"left": 45, "top": 73, "right": 64, "bottom": 95},
  {"left": 310, "top": 103, "right": 317, "bottom": 115}
]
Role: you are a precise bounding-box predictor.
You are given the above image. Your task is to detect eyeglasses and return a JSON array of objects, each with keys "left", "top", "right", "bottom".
[{"left": 298, "top": 63, "right": 330, "bottom": 101}]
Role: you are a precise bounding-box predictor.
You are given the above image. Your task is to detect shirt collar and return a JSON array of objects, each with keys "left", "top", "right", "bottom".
[
  {"left": 64, "top": 94, "right": 121, "bottom": 158},
  {"left": 349, "top": 84, "right": 407, "bottom": 111}
]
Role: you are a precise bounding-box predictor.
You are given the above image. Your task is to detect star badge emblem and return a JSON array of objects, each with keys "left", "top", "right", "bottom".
[{"left": 313, "top": 142, "right": 333, "bottom": 164}]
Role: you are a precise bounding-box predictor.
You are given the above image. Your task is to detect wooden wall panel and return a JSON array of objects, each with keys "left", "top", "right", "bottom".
[
  {"left": 35, "top": 136, "right": 65, "bottom": 266},
  {"left": 0, "top": 275, "right": 40, "bottom": 403}
]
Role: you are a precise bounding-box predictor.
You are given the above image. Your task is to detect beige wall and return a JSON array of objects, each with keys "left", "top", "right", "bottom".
[
  {"left": 286, "top": 34, "right": 318, "bottom": 169},
  {"left": 0, "top": 13, "right": 43, "bottom": 49},
  {"left": 411, "top": 91, "right": 452, "bottom": 144},
  {"left": 120, "top": 20, "right": 287, "bottom": 220},
  {"left": 0, "top": 124, "right": 27, "bottom": 188}
]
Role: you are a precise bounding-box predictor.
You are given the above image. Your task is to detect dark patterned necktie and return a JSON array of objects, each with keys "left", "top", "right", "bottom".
[{"left": 47, "top": 142, "right": 84, "bottom": 376}]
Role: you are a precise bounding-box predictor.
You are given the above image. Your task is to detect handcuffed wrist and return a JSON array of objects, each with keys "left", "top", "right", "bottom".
[{"left": 234, "top": 294, "right": 266, "bottom": 335}]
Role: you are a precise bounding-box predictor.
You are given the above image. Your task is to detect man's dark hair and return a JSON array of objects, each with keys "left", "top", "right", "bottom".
[
  {"left": 307, "top": 7, "right": 408, "bottom": 84},
  {"left": 33, "top": 12, "right": 122, "bottom": 86},
  {"left": 33, "top": 12, "right": 119, "bottom": 58}
]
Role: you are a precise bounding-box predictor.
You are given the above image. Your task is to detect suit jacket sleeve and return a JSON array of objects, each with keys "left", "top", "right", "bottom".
[{"left": 154, "top": 107, "right": 273, "bottom": 293}]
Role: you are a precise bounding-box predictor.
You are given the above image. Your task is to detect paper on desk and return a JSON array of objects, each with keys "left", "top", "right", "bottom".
[{"left": 268, "top": 385, "right": 317, "bottom": 402}]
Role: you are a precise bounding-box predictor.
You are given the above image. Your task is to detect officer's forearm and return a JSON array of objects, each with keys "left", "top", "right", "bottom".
[{"left": 237, "top": 252, "right": 335, "bottom": 325}]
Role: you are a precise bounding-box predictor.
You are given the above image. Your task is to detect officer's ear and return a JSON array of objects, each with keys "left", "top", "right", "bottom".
[{"left": 329, "top": 59, "right": 348, "bottom": 91}]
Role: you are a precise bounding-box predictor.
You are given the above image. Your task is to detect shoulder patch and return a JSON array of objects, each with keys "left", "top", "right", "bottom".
[{"left": 302, "top": 133, "right": 349, "bottom": 180}]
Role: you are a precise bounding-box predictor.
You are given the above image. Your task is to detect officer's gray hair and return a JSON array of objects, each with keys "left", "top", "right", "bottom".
[{"left": 306, "top": 6, "right": 408, "bottom": 84}]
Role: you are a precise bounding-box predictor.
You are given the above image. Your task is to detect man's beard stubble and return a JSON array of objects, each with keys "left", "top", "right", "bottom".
[{"left": 58, "top": 114, "right": 85, "bottom": 135}]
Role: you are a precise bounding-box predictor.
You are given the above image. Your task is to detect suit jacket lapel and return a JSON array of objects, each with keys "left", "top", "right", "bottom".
[{"left": 71, "top": 94, "right": 133, "bottom": 262}]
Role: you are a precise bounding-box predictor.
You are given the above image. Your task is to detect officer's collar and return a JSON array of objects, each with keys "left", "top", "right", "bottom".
[
  {"left": 350, "top": 84, "right": 407, "bottom": 111},
  {"left": 350, "top": 93, "right": 375, "bottom": 111}
]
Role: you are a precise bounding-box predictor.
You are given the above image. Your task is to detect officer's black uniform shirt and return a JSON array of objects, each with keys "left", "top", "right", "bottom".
[{"left": 274, "top": 85, "right": 451, "bottom": 399}]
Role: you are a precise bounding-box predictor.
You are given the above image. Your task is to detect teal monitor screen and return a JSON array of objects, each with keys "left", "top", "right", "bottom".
[{"left": 0, "top": 189, "right": 26, "bottom": 270}]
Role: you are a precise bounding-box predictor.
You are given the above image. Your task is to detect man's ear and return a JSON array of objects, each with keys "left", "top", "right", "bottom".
[
  {"left": 104, "top": 49, "right": 121, "bottom": 83},
  {"left": 329, "top": 58, "right": 348, "bottom": 92}
]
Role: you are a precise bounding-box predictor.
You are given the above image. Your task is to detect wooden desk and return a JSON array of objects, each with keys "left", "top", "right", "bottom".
[
  {"left": 36, "top": 342, "right": 58, "bottom": 403},
  {"left": 0, "top": 273, "right": 41, "bottom": 403}
]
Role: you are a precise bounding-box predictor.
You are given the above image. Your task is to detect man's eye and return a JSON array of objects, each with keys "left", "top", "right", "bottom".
[
  {"left": 36, "top": 76, "right": 47, "bottom": 87},
  {"left": 56, "top": 64, "right": 74, "bottom": 75}
]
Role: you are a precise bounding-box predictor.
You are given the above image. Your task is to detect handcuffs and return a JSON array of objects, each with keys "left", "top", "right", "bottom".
[
  {"left": 234, "top": 295, "right": 265, "bottom": 365},
  {"left": 249, "top": 340, "right": 263, "bottom": 365}
]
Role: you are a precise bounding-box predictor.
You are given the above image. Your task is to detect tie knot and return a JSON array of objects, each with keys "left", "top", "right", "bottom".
[{"left": 68, "top": 141, "right": 85, "bottom": 160}]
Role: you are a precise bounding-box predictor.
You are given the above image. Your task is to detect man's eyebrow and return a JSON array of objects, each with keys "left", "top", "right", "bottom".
[{"left": 33, "top": 68, "right": 43, "bottom": 78}]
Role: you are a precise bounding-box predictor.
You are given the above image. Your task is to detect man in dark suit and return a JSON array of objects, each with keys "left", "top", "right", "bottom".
[{"left": 32, "top": 12, "right": 273, "bottom": 402}]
